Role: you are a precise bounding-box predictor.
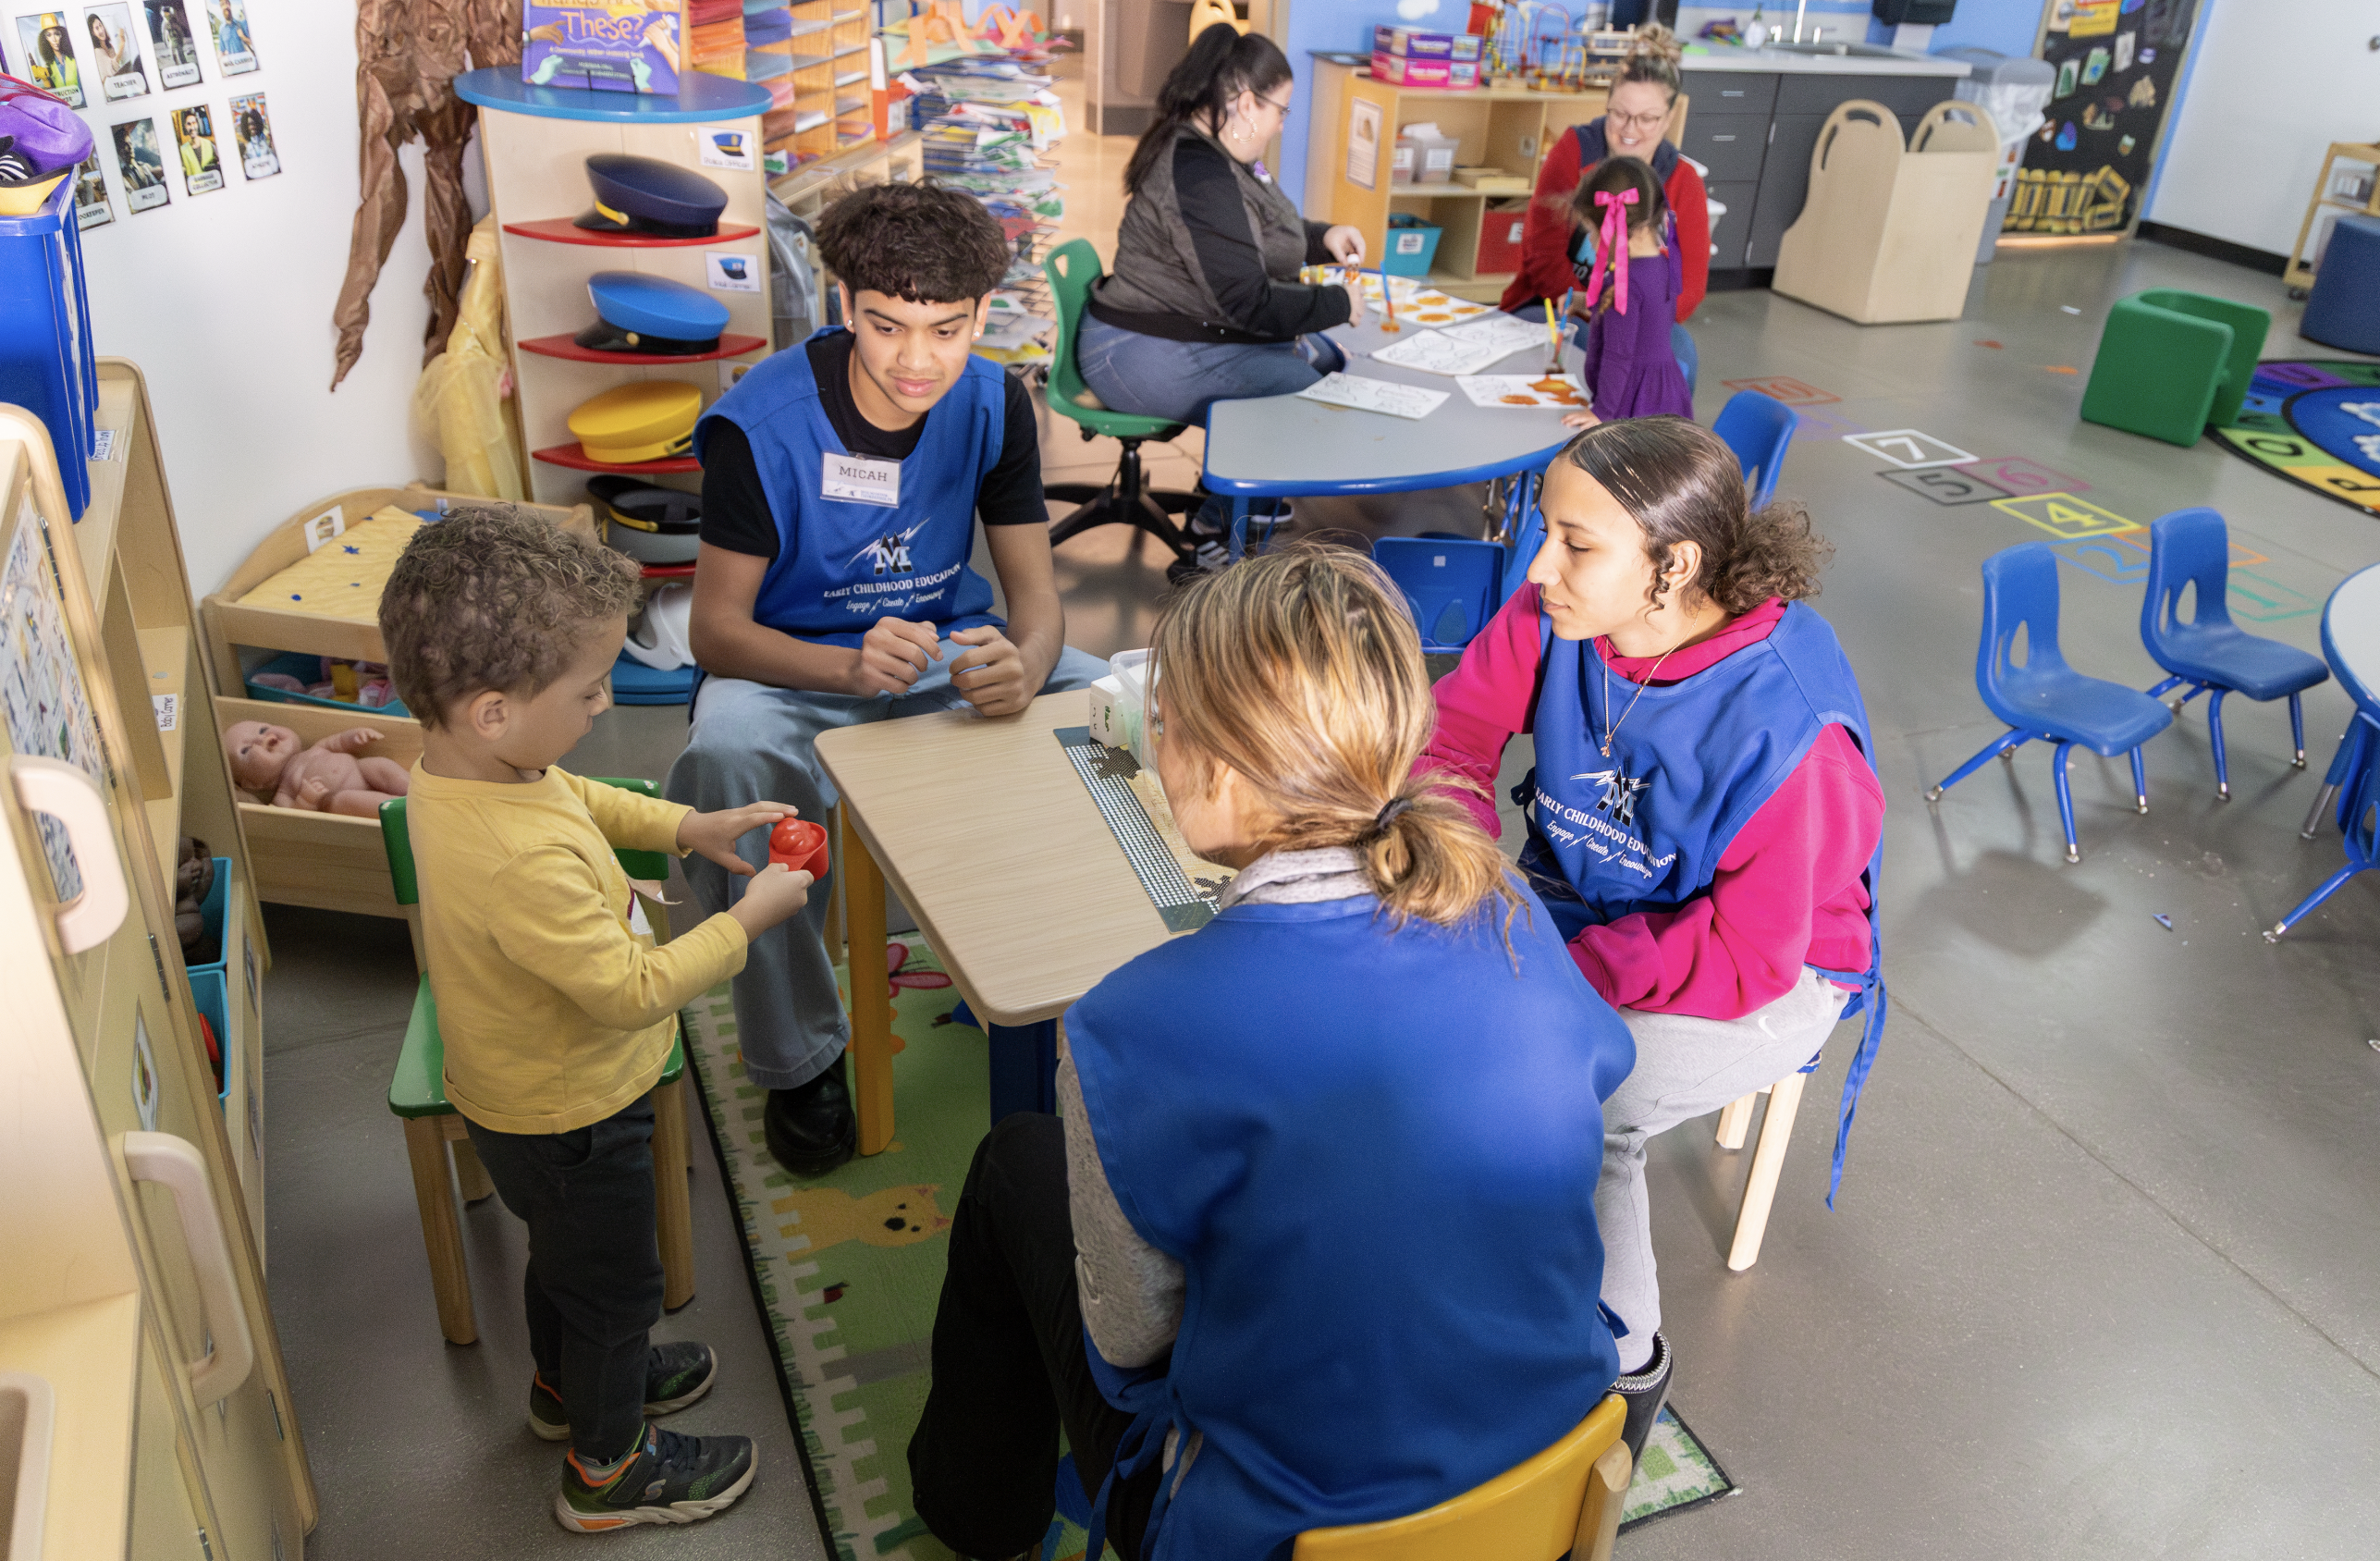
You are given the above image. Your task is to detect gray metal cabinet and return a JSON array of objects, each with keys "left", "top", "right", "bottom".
[
  {"left": 1680, "top": 113, "right": 1772, "bottom": 185},
  {"left": 1707, "top": 177, "right": 1760, "bottom": 270},
  {"left": 1748, "top": 113, "right": 1830, "bottom": 266}
]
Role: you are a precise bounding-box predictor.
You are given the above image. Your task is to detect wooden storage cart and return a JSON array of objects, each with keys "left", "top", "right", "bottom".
[
  {"left": 2284, "top": 141, "right": 2380, "bottom": 297},
  {"left": 199, "top": 485, "right": 591, "bottom": 919},
  {"left": 1773, "top": 99, "right": 1996, "bottom": 325},
  {"left": 2, "top": 363, "right": 318, "bottom": 1558}
]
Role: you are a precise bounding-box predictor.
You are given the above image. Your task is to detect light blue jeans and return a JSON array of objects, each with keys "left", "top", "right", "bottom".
[
  {"left": 663, "top": 643, "right": 1110, "bottom": 1089},
  {"left": 1074, "top": 313, "right": 1344, "bottom": 427}
]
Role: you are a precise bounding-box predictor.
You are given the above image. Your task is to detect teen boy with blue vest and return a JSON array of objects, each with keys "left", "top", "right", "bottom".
[{"left": 667, "top": 181, "right": 1108, "bottom": 1174}]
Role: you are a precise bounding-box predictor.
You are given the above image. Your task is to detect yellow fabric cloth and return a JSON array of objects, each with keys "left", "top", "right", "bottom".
[
  {"left": 409, "top": 763, "right": 748, "bottom": 1135},
  {"left": 233, "top": 507, "right": 424, "bottom": 622},
  {"left": 411, "top": 214, "right": 526, "bottom": 500}
]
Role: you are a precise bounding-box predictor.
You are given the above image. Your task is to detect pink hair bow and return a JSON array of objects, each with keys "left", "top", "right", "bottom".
[{"left": 1585, "top": 188, "right": 1638, "bottom": 316}]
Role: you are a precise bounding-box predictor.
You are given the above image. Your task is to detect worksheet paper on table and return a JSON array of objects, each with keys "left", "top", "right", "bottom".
[
  {"left": 1301, "top": 265, "right": 1494, "bottom": 322},
  {"left": 1455, "top": 374, "right": 1587, "bottom": 409},
  {"left": 1368, "top": 329, "right": 1513, "bottom": 377},
  {"left": 1295, "top": 373, "right": 1450, "bottom": 420},
  {"left": 1436, "top": 310, "right": 1553, "bottom": 360}
]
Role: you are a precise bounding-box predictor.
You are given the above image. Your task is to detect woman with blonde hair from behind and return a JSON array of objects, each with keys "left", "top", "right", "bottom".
[{"left": 907, "top": 546, "right": 1637, "bottom": 1561}]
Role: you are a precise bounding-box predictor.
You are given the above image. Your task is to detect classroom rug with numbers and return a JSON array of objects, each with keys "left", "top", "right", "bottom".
[
  {"left": 681, "top": 940, "right": 1736, "bottom": 1561},
  {"left": 2211, "top": 359, "right": 2380, "bottom": 520}
]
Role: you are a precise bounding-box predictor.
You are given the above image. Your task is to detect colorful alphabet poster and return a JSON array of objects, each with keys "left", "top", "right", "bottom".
[{"left": 2008, "top": 0, "right": 2202, "bottom": 236}]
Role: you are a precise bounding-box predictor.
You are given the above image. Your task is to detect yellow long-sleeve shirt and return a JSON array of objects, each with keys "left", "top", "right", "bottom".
[{"left": 409, "top": 763, "right": 748, "bottom": 1135}]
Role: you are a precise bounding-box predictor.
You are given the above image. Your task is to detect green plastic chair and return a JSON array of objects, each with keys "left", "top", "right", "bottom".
[
  {"left": 378, "top": 778, "right": 695, "bottom": 1345},
  {"left": 1040, "top": 237, "right": 1202, "bottom": 561},
  {"left": 2079, "top": 289, "right": 2272, "bottom": 448}
]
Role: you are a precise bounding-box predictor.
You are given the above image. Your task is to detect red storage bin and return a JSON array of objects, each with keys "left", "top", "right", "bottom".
[{"left": 1477, "top": 200, "right": 1529, "bottom": 276}]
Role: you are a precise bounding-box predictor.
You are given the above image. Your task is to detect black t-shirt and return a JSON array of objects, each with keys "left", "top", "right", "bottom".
[{"left": 699, "top": 330, "right": 1043, "bottom": 560}]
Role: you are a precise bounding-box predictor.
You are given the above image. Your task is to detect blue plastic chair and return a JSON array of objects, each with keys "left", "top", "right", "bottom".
[
  {"left": 2266, "top": 710, "right": 2380, "bottom": 940},
  {"left": 2138, "top": 508, "right": 2330, "bottom": 799},
  {"left": 1376, "top": 535, "right": 1508, "bottom": 651},
  {"left": 1711, "top": 390, "right": 1797, "bottom": 510},
  {"left": 1926, "top": 543, "right": 2175, "bottom": 863}
]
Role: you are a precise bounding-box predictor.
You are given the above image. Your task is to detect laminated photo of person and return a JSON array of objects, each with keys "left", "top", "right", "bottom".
[
  {"left": 15, "top": 12, "right": 86, "bottom": 107},
  {"left": 87, "top": 4, "right": 152, "bottom": 100},
  {"left": 110, "top": 116, "right": 169, "bottom": 211},
  {"left": 142, "top": 0, "right": 200, "bottom": 87}
]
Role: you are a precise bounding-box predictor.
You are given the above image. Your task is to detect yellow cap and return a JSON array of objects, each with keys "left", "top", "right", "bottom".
[{"left": 567, "top": 382, "right": 701, "bottom": 464}]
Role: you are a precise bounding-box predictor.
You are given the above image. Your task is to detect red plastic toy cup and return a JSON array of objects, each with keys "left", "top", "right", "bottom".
[{"left": 768, "top": 817, "right": 828, "bottom": 879}]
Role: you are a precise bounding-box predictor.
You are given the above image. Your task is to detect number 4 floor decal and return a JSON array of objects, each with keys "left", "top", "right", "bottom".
[{"left": 1842, "top": 429, "right": 1978, "bottom": 469}]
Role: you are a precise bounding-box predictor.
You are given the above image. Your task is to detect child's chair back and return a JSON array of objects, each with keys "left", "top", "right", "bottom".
[
  {"left": 1292, "top": 1394, "right": 1628, "bottom": 1561},
  {"left": 1711, "top": 389, "right": 1797, "bottom": 509},
  {"left": 1976, "top": 543, "right": 2075, "bottom": 730},
  {"left": 2140, "top": 507, "right": 2239, "bottom": 661},
  {"left": 1043, "top": 238, "right": 1102, "bottom": 413}
]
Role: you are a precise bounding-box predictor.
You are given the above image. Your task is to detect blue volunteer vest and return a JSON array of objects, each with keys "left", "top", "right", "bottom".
[
  {"left": 1067, "top": 891, "right": 1635, "bottom": 1561},
  {"left": 1516, "top": 600, "right": 1888, "bottom": 1205},
  {"left": 694, "top": 329, "right": 1003, "bottom": 647}
]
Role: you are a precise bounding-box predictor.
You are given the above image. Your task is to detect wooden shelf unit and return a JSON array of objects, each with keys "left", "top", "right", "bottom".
[
  {"left": 770, "top": 131, "right": 926, "bottom": 326},
  {"left": 780, "top": 0, "right": 876, "bottom": 161},
  {"left": 2, "top": 364, "right": 319, "bottom": 1559},
  {"left": 1303, "top": 61, "right": 1674, "bottom": 302},
  {"left": 2286, "top": 141, "right": 2380, "bottom": 294}
]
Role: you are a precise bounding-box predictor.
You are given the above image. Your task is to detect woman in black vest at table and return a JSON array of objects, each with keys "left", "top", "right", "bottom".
[{"left": 1077, "top": 24, "right": 1368, "bottom": 577}]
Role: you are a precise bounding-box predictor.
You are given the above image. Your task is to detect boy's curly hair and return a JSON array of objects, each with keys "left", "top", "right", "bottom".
[
  {"left": 816, "top": 179, "right": 1012, "bottom": 304},
  {"left": 379, "top": 505, "right": 641, "bottom": 729}
]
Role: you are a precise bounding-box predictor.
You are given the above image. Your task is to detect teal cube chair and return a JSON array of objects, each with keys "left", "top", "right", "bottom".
[
  {"left": 379, "top": 778, "right": 696, "bottom": 1346},
  {"left": 2079, "top": 289, "right": 2271, "bottom": 447},
  {"left": 1041, "top": 238, "right": 1202, "bottom": 565}
]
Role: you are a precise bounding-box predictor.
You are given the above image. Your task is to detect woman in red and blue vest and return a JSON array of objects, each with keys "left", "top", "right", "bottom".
[
  {"left": 907, "top": 547, "right": 1637, "bottom": 1561},
  {"left": 1419, "top": 417, "right": 1887, "bottom": 1430}
]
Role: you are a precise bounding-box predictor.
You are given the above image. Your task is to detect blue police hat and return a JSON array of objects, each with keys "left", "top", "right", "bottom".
[
  {"left": 573, "top": 154, "right": 729, "bottom": 239},
  {"left": 574, "top": 271, "right": 732, "bottom": 355}
]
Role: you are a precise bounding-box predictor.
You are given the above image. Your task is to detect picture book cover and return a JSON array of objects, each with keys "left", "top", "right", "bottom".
[{"left": 522, "top": 0, "right": 684, "bottom": 94}]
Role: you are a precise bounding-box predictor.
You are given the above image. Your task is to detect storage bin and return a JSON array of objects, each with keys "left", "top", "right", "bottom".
[
  {"left": 1383, "top": 215, "right": 1444, "bottom": 277},
  {"left": 1478, "top": 200, "right": 1530, "bottom": 275},
  {"left": 1392, "top": 126, "right": 1461, "bottom": 184},
  {"left": 185, "top": 854, "right": 231, "bottom": 1096},
  {"left": 243, "top": 650, "right": 413, "bottom": 719},
  {"left": 0, "top": 177, "right": 98, "bottom": 518},
  {"left": 218, "top": 696, "right": 424, "bottom": 919}
]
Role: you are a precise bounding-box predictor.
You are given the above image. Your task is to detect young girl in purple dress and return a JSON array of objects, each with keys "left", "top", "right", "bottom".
[{"left": 1560, "top": 157, "right": 1695, "bottom": 428}]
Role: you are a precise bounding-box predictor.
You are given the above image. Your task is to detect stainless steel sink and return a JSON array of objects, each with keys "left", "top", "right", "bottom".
[{"left": 1763, "top": 41, "right": 1912, "bottom": 59}]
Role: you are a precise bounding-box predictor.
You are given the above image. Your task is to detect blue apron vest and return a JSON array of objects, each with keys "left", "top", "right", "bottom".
[
  {"left": 1066, "top": 892, "right": 1635, "bottom": 1561},
  {"left": 1515, "top": 601, "right": 1889, "bottom": 1206},
  {"left": 694, "top": 329, "right": 1003, "bottom": 647}
]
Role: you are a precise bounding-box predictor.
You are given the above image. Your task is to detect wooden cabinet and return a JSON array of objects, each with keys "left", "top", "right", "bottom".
[{"left": 0, "top": 372, "right": 315, "bottom": 1559}]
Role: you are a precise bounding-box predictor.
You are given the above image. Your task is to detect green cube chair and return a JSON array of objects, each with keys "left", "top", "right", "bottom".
[
  {"left": 1040, "top": 237, "right": 1203, "bottom": 563},
  {"left": 379, "top": 778, "right": 696, "bottom": 1345},
  {"left": 2079, "top": 289, "right": 2272, "bottom": 448}
]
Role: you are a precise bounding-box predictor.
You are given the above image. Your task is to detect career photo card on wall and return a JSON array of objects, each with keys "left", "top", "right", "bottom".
[
  {"left": 201, "top": 0, "right": 251, "bottom": 74},
  {"left": 109, "top": 115, "right": 167, "bottom": 211},
  {"left": 70, "top": 149, "right": 113, "bottom": 227},
  {"left": 141, "top": 0, "right": 199, "bottom": 87},
  {"left": 169, "top": 101, "right": 222, "bottom": 193},
  {"left": 15, "top": 11, "right": 89, "bottom": 106},
  {"left": 227, "top": 90, "right": 276, "bottom": 178},
  {"left": 82, "top": 3, "right": 150, "bottom": 100}
]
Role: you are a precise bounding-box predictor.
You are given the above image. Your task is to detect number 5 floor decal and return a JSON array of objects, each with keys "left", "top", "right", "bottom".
[{"left": 1842, "top": 429, "right": 1979, "bottom": 469}]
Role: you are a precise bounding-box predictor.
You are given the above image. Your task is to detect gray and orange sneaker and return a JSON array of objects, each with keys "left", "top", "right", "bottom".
[
  {"left": 556, "top": 1424, "right": 755, "bottom": 1533},
  {"left": 530, "top": 1341, "right": 719, "bottom": 1442}
]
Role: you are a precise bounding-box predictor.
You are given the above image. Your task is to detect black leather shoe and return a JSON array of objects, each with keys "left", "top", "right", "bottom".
[
  {"left": 1614, "top": 1331, "right": 1673, "bottom": 1465},
  {"left": 764, "top": 1059, "right": 854, "bottom": 1177}
]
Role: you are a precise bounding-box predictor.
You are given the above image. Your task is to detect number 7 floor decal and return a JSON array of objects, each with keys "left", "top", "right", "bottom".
[{"left": 1842, "top": 429, "right": 1979, "bottom": 469}]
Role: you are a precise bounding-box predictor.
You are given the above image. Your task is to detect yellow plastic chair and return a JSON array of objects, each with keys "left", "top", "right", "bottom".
[{"left": 1294, "top": 1394, "right": 1630, "bottom": 1561}]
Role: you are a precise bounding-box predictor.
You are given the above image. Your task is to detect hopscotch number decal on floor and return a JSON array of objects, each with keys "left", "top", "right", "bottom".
[
  {"left": 1990, "top": 491, "right": 2135, "bottom": 541},
  {"left": 1721, "top": 375, "right": 1839, "bottom": 406},
  {"left": 1963, "top": 454, "right": 2089, "bottom": 495},
  {"left": 1878, "top": 467, "right": 2002, "bottom": 505},
  {"left": 1845, "top": 429, "right": 1978, "bottom": 469}
]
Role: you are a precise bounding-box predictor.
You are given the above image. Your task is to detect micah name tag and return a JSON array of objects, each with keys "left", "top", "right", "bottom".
[{"left": 822, "top": 453, "right": 902, "bottom": 507}]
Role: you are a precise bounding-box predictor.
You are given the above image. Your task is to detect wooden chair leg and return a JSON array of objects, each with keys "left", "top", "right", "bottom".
[
  {"left": 1714, "top": 1092, "right": 1756, "bottom": 1150},
  {"left": 449, "top": 1132, "right": 495, "bottom": 1204},
  {"left": 1575, "top": 1440, "right": 1632, "bottom": 1561},
  {"left": 652, "top": 1078, "right": 696, "bottom": 1310},
  {"left": 824, "top": 805, "right": 847, "bottom": 965},
  {"left": 1727, "top": 1071, "right": 1808, "bottom": 1272},
  {"left": 401, "top": 1115, "right": 477, "bottom": 1345},
  {"left": 840, "top": 808, "right": 896, "bottom": 1156}
]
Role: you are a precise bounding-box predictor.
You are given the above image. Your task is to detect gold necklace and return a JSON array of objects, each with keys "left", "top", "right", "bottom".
[{"left": 1600, "top": 639, "right": 1679, "bottom": 757}]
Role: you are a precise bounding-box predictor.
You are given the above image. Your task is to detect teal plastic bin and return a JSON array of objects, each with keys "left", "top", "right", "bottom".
[{"left": 1382, "top": 214, "right": 1443, "bottom": 277}]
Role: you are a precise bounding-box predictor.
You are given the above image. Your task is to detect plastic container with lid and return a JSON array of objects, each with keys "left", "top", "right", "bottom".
[
  {"left": 1934, "top": 46, "right": 2056, "bottom": 264},
  {"left": 1392, "top": 124, "right": 1461, "bottom": 185}
]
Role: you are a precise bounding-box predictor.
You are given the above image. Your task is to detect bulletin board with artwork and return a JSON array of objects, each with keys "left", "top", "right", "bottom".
[{"left": 2006, "top": 0, "right": 2202, "bottom": 237}]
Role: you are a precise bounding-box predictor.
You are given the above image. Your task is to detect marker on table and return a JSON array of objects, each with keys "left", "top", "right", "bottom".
[
  {"left": 1543, "top": 298, "right": 1561, "bottom": 368},
  {"left": 1379, "top": 269, "right": 1396, "bottom": 326}
]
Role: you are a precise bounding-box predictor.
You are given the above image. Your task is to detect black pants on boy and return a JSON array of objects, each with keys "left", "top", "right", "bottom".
[
  {"left": 465, "top": 1095, "right": 663, "bottom": 1463},
  {"left": 909, "top": 1113, "right": 1161, "bottom": 1560}
]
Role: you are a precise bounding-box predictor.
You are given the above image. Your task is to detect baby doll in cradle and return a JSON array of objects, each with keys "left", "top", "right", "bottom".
[{"left": 224, "top": 721, "right": 409, "bottom": 817}]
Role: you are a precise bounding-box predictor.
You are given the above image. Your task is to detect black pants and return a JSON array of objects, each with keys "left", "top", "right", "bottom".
[
  {"left": 909, "top": 1113, "right": 1162, "bottom": 1560},
  {"left": 466, "top": 1095, "right": 663, "bottom": 1462}
]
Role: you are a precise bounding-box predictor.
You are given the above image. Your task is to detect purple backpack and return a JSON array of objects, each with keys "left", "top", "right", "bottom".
[{"left": 0, "top": 73, "right": 94, "bottom": 188}]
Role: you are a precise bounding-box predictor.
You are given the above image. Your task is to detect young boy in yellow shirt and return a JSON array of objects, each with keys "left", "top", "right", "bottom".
[{"left": 380, "top": 508, "right": 815, "bottom": 1533}]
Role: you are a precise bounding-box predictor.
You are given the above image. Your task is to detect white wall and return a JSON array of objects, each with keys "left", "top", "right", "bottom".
[
  {"left": 74, "top": 0, "right": 449, "bottom": 594},
  {"left": 2143, "top": 0, "right": 2375, "bottom": 260}
]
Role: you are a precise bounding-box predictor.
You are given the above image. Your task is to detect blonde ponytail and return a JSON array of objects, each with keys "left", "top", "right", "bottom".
[{"left": 1149, "top": 545, "right": 1524, "bottom": 934}]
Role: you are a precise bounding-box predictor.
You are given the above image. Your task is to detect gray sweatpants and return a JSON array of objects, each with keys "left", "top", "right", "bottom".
[
  {"left": 1597, "top": 967, "right": 1851, "bottom": 1369},
  {"left": 663, "top": 643, "right": 1110, "bottom": 1090}
]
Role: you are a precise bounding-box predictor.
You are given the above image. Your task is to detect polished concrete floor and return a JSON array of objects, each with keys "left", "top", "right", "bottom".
[{"left": 264, "top": 94, "right": 2380, "bottom": 1561}]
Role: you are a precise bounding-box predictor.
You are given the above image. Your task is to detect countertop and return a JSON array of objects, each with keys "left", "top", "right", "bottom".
[{"left": 1680, "top": 42, "right": 1971, "bottom": 77}]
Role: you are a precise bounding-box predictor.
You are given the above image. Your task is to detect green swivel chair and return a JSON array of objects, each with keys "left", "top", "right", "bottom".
[
  {"left": 1040, "top": 239, "right": 1201, "bottom": 563},
  {"left": 2079, "top": 289, "right": 2271, "bottom": 448}
]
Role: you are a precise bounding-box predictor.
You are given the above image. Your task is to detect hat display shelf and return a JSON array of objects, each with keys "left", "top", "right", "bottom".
[{"left": 454, "top": 68, "right": 776, "bottom": 506}]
